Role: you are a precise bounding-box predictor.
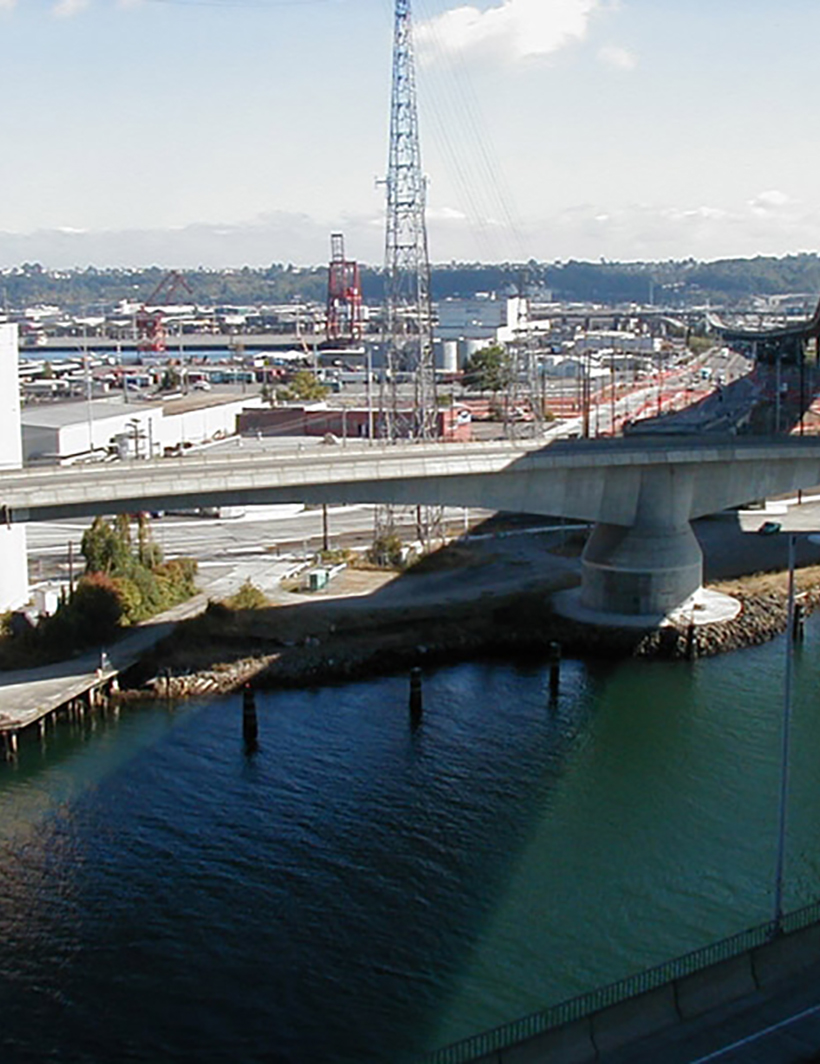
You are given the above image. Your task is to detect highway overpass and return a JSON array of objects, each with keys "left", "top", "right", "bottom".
[{"left": 4, "top": 436, "right": 820, "bottom": 622}]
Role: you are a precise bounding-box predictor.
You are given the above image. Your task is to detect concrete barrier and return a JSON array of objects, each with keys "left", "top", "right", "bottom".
[
  {"left": 676, "top": 954, "right": 758, "bottom": 1020},
  {"left": 503, "top": 1018, "right": 595, "bottom": 1064},
  {"left": 753, "top": 923, "right": 820, "bottom": 987},
  {"left": 591, "top": 984, "right": 679, "bottom": 1056},
  {"left": 444, "top": 915, "right": 820, "bottom": 1064}
]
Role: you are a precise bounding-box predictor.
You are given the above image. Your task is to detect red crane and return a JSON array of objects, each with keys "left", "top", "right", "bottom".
[
  {"left": 136, "top": 270, "right": 194, "bottom": 354},
  {"left": 325, "top": 233, "right": 362, "bottom": 345}
]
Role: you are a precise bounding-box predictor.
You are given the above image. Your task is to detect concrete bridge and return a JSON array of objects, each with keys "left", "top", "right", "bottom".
[{"left": 4, "top": 436, "right": 820, "bottom": 621}]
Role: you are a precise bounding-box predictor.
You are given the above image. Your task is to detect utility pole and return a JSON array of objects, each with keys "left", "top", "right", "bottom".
[
  {"left": 83, "top": 323, "right": 94, "bottom": 453},
  {"left": 382, "top": 0, "right": 436, "bottom": 439},
  {"left": 376, "top": 0, "right": 441, "bottom": 550}
]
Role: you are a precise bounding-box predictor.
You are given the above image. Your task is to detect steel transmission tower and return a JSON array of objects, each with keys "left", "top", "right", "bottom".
[{"left": 382, "top": 0, "right": 437, "bottom": 440}]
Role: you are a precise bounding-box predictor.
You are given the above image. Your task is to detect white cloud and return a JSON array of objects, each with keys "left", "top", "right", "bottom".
[
  {"left": 52, "top": 0, "right": 90, "bottom": 16},
  {"left": 417, "top": 0, "right": 600, "bottom": 65},
  {"left": 749, "top": 189, "right": 790, "bottom": 214},
  {"left": 0, "top": 0, "right": 17, "bottom": 12},
  {"left": 426, "top": 205, "right": 468, "bottom": 221},
  {"left": 3, "top": 195, "right": 819, "bottom": 270},
  {"left": 597, "top": 44, "right": 636, "bottom": 71},
  {"left": 535, "top": 196, "right": 820, "bottom": 261}
]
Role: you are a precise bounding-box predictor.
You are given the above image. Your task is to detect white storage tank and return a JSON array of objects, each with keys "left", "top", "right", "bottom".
[{"left": 438, "top": 340, "right": 459, "bottom": 373}]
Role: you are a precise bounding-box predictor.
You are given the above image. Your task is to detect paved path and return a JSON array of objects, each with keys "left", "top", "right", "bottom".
[{"left": 0, "top": 593, "right": 207, "bottom": 733}]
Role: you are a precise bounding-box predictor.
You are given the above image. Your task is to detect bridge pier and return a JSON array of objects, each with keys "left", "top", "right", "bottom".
[
  {"left": 560, "top": 464, "right": 707, "bottom": 624},
  {"left": 580, "top": 520, "right": 702, "bottom": 617}
]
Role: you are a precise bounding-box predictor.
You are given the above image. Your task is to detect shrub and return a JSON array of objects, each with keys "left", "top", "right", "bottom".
[
  {"left": 367, "top": 532, "right": 405, "bottom": 569},
  {"left": 41, "top": 572, "right": 123, "bottom": 653},
  {"left": 111, "top": 575, "right": 144, "bottom": 622},
  {"left": 224, "top": 580, "right": 268, "bottom": 611}
]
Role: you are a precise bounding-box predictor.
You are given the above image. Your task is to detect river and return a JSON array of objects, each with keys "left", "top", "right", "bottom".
[{"left": 2, "top": 620, "right": 820, "bottom": 1063}]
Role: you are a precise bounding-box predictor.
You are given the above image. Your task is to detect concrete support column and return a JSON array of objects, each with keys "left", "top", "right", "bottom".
[{"left": 580, "top": 466, "right": 702, "bottom": 618}]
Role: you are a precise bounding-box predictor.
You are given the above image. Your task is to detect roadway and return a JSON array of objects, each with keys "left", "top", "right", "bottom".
[{"left": 26, "top": 502, "right": 482, "bottom": 600}]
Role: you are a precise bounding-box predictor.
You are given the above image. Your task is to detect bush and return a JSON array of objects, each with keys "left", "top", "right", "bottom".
[
  {"left": 224, "top": 580, "right": 268, "bottom": 611},
  {"left": 41, "top": 573, "right": 123, "bottom": 653},
  {"left": 111, "top": 575, "right": 144, "bottom": 621},
  {"left": 367, "top": 532, "right": 405, "bottom": 568}
]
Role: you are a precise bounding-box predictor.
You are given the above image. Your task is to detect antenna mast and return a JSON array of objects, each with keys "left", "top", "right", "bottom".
[{"left": 383, "top": 0, "right": 437, "bottom": 439}]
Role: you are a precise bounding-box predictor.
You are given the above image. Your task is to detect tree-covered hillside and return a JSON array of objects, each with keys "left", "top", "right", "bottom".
[{"left": 4, "top": 253, "right": 820, "bottom": 311}]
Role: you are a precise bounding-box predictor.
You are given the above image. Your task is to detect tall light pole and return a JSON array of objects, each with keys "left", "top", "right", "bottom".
[
  {"left": 773, "top": 533, "right": 797, "bottom": 933},
  {"left": 83, "top": 323, "right": 93, "bottom": 453}
]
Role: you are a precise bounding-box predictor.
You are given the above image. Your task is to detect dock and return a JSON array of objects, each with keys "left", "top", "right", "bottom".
[{"left": 0, "top": 594, "right": 207, "bottom": 759}]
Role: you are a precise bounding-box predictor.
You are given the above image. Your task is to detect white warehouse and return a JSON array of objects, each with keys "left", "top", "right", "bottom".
[{"left": 22, "top": 392, "right": 265, "bottom": 465}]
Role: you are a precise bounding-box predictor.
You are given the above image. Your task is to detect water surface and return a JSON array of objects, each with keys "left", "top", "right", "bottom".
[{"left": 2, "top": 623, "right": 819, "bottom": 1062}]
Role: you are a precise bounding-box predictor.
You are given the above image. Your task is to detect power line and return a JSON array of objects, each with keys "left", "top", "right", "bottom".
[
  {"left": 141, "top": 0, "right": 330, "bottom": 9},
  {"left": 413, "top": 0, "right": 529, "bottom": 263}
]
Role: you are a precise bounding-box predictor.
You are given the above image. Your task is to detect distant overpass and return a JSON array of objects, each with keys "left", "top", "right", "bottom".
[
  {"left": 709, "top": 296, "right": 820, "bottom": 364},
  {"left": 5, "top": 436, "right": 820, "bottom": 621}
]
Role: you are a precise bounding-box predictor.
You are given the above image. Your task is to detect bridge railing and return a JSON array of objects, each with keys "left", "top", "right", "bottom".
[{"left": 422, "top": 898, "right": 820, "bottom": 1064}]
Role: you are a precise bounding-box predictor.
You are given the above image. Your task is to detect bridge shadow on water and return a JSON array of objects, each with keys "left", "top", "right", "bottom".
[{"left": 7, "top": 498, "right": 820, "bottom": 1062}]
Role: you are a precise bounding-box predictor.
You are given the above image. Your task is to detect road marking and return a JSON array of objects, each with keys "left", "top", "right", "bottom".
[{"left": 688, "top": 1001, "right": 820, "bottom": 1062}]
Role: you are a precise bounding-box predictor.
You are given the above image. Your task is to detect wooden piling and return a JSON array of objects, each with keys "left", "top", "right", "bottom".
[
  {"left": 793, "top": 601, "right": 805, "bottom": 643},
  {"left": 685, "top": 620, "right": 697, "bottom": 661},
  {"left": 242, "top": 684, "right": 258, "bottom": 750},
  {"left": 548, "top": 642, "right": 562, "bottom": 698},
  {"left": 409, "top": 666, "right": 423, "bottom": 722}
]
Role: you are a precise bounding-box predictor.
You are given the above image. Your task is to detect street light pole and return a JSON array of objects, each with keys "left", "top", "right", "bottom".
[
  {"left": 83, "top": 324, "right": 93, "bottom": 453},
  {"left": 773, "top": 533, "right": 797, "bottom": 933}
]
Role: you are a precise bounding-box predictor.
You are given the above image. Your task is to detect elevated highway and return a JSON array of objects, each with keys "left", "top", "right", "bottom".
[{"left": 5, "top": 436, "right": 820, "bottom": 621}]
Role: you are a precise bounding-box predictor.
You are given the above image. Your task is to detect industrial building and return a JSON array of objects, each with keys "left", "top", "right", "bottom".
[
  {"left": 434, "top": 295, "right": 529, "bottom": 372},
  {"left": 22, "top": 391, "right": 265, "bottom": 465},
  {"left": 237, "top": 403, "right": 472, "bottom": 442}
]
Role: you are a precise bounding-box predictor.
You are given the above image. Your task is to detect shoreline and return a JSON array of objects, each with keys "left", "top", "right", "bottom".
[{"left": 116, "top": 560, "right": 820, "bottom": 702}]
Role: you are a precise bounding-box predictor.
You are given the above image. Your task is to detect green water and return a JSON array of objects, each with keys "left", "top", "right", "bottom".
[{"left": 1, "top": 621, "right": 819, "bottom": 1062}]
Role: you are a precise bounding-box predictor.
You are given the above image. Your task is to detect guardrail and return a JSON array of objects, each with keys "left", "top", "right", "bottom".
[{"left": 423, "top": 897, "right": 820, "bottom": 1064}]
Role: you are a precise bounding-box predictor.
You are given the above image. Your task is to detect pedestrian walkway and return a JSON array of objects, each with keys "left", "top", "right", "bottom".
[{"left": 0, "top": 593, "right": 208, "bottom": 735}]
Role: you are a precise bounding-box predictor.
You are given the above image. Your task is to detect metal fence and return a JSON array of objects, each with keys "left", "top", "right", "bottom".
[{"left": 423, "top": 897, "right": 820, "bottom": 1064}]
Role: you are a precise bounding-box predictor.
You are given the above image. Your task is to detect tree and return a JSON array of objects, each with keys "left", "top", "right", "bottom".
[
  {"left": 159, "top": 365, "right": 181, "bottom": 392},
  {"left": 276, "top": 370, "right": 329, "bottom": 402},
  {"left": 462, "top": 344, "right": 511, "bottom": 394},
  {"left": 81, "top": 516, "right": 131, "bottom": 575},
  {"left": 136, "top": 511, "right": 162, "bottom": 568}
]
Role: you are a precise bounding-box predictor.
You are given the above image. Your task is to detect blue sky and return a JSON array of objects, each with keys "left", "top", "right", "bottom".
[{"left": 1, "top": 0, "right": 818, "bottom": 267}]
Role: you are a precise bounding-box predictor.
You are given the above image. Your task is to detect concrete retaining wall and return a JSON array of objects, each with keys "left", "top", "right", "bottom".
[{"left": 468, "top": 919, "right": 820, "bottom": 1063}]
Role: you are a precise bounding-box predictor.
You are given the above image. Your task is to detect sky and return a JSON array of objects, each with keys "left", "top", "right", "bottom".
[{"left": 1, "top": 0, "right": 819, "bottom": 268}]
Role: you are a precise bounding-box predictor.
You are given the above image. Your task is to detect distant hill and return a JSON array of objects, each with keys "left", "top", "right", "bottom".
[{"left": 4, "top": 253, "right": 820, "bottom": 311}]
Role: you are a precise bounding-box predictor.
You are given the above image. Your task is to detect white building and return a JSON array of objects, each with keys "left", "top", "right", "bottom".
[
  {"left": 574, "top": 330, "right": 659, "bottom": 354},
  {"left": 22, "top": 391, "right": 265, "bottom": 465},
  {"left": 23, "top": 401, "right": 164, "bottom": 464},
  {"left": 436, "top": 295, "right": 528, "bottom": 347},
  {"left": 0, "top": 324, "right": 28, "bottom": 610}
]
